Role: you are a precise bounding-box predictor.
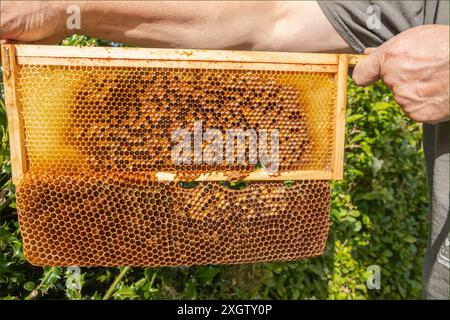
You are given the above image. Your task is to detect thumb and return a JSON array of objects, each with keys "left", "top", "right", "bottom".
[{"left": 352, "top": 47, "right": 382, "bottom": 86}]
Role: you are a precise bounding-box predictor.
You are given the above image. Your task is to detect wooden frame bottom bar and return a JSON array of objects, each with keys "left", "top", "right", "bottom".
[{"left": 155, "top": 170, "right": 333, "bottom": 181}]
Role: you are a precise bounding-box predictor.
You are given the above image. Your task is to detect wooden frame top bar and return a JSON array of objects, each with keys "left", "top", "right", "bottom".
[
  {"left": 15, "top": 45, "right": 340, "bottom": 65},
  {"left": 16, "top": 56, "right": 338, "bottom": 72}
]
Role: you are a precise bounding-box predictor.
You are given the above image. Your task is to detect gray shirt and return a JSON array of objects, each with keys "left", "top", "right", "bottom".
[{"left": 318, "top": 0, "right": 449, "bottom": 299}]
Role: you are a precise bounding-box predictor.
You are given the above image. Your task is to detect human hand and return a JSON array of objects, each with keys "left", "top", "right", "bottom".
[
  {"left": 0, "top": 1, "right": 68, "bottom": 44},
  {"left": 352, "top": 25, "right": 449, "bottom": 124}
]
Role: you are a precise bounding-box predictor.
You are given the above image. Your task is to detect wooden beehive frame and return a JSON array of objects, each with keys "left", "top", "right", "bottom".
[{"left": 1, "top": 44, "right": 363, "bottom": 184}]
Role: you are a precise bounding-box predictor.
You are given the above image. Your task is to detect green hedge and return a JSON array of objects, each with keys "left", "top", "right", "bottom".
[{"left": 0, "top": 36, "right": 428, "bottom": 299}]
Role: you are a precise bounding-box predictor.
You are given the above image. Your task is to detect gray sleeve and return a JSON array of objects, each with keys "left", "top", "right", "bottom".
[{"left": 318, "top": 0, "right": 449, "bottom": 52}]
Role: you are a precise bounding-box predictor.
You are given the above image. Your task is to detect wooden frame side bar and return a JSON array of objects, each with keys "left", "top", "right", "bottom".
[
  {"left": 1, "top": 45, "right": 27, "bottom": 185},
  {"left": 331, "top": 54, "right": 349, "bottom": 180}
]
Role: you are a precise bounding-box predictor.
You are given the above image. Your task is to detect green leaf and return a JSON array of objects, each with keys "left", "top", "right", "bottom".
[
  {"left": 346, "top": 114, "right": 365, "bottom": 123},
  {"left": 196, "top": 267, "right": 220, "bottom": 286},
  {"left": 353, "top": 221, "right": 362, "bottom": 232},
  {"left": 403, "top": 236, "right": 417, "bottom": 244},
  {"left": 113, "top": 287, "right": 137, "bottom": 299},
  {"left": 23, "top": 282, "right": 36, "bottom": 291}
]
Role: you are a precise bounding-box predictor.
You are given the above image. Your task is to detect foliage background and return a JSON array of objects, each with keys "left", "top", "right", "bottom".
[{"left": 0, "top": 36, "right": 428, "bottom": 300}]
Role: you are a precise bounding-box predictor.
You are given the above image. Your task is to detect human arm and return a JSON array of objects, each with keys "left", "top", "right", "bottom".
[{"left": 0, "top": 0, "right": 352, "bottom": 52}]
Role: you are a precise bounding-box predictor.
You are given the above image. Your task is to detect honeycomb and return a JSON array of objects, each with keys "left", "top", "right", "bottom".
[
  {"left": 7, "top": 55, "right": 340, "bottom": 266},
  {"left": 17, "top": 175, "right": 330, "bottom": 266},
  {"left": 16, "top": 65, "right": 337, "bottom": 178}
]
